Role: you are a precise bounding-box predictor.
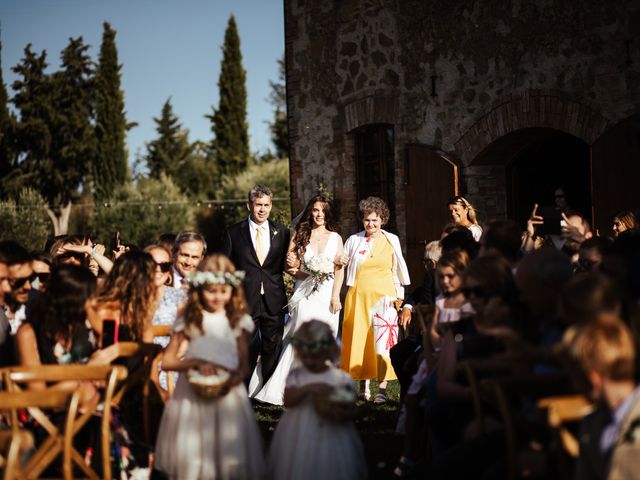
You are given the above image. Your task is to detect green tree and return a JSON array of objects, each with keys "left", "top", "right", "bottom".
[
  {"left": 145, "top": 99, "right": 191, "bottom": 179},
  {"left": 0, "top": 38, "right": 17, "bottom": 189},
  {"left": 91, "top": 175, "right": 196, "bottom": 248},
  {"left": 0, "top": 188, "right": 51, "bottom": 250},
  {"left": 268, "top": 56, "right": 288, "bottom": 159},
  {"left": 11, "top": 39, "right": 95, "bottom": 235},
  {"left": 94, "top": 22, "right": 128, "bottom": 199},
  {"left": 208, "top": 15, "right": 249, "bottom": 176}
]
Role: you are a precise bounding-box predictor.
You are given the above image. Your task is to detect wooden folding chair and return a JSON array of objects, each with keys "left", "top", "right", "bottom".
[
  {"left": 538, "top": 395, "right": 593, "bottom": 458},
  {"left": 112, "top": 342, "right": 162, "bottom": 446},
  {"left": 0, "top": 389, "right": 80, "bottom": 480},
  {"left": 2, "top": 365, "right": 127, "bottom": 480}
]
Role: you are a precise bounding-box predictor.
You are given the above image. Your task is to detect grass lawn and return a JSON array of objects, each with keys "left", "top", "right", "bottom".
[{"left": 253, "top": 380, "right": 403, "bottom": 480}]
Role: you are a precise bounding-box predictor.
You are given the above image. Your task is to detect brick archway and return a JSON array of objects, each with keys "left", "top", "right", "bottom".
[{"left": 454, "top": 90, "right": 610, "bottom": 167}]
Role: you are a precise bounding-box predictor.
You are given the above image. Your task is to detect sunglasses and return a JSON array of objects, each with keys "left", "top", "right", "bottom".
[
  {"left": 35, "top": 272, "right": 50, "bottom": 284},
  {"left": 59, "top": 252, "right": 85, "bottom": 262},
  {"left": 11, "top": 272, "right": 37, "bottom": 289},
  {"left": 461, "top": 286, "right": 487, "bottom": 299},
  {"left": 156, "top": 262, "right": 172, "bottom": 273}
]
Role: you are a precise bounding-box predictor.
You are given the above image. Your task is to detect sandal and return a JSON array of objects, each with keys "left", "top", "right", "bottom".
[{"left": 373, "top": 391, "right": 388, "bottom": 405}]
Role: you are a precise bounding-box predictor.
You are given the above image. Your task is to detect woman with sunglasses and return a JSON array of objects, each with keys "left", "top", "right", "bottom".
[
  {"left": 447, "top": 196, "right": 482, "bottom": 241},
  {"left": 145, "top": 244, "right": 187, "bottom": 396}
]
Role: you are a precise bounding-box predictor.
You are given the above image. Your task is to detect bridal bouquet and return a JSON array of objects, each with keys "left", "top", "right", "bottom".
[{"left": 301, "top": 255, "right": 335, "bottom": 290}]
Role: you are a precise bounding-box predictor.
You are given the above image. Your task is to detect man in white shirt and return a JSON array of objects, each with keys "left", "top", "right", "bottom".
[{"left": 172, "top": 232, "right": 207, "bottom": 289}]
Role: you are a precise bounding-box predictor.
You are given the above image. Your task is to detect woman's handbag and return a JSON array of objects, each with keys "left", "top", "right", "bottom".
[{"left": 370, "top": 295, "right": 400, "bottom": 355}]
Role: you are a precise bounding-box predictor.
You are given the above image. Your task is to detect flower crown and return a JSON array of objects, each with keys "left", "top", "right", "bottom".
[{"left": 187, "top": 270, "right": 246, "bottom": 288}]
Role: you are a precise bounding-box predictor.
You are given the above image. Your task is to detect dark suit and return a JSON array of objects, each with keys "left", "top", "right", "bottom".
[{"left": 222, "top": 219, "right": 290, "bottom": 382}]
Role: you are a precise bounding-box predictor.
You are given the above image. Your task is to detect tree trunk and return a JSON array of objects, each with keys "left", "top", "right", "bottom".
[{"left": 46, "top": 201, "right": 72, "bottom": 236}]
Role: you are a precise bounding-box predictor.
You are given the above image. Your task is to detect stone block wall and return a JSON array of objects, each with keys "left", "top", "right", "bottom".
[{"left": 285, "top": 0, "right": 640, "bottom": 235}]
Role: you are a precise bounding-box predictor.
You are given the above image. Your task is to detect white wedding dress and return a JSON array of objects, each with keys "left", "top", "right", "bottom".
[{"left": 248, "top": 231, "right": 340, "bottom": 405}]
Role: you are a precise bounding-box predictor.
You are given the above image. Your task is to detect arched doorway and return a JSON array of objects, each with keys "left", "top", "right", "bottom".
[{"left": 471, "top": 128, "right": 591, "bottom": 228}]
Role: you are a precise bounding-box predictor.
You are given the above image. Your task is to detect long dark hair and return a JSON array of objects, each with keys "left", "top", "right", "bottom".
[
  {"left": 293, "top": 194, "right": 339, "bottom": 258},
  {"left": 28, "top": 264, "right": 97, "bottom": 343},
  {"left": 93, "top": 250, "right": 158, "bottom": 340}
]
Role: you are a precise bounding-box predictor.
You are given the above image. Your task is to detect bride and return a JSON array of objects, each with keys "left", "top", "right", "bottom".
[{"left": 248, "top": 194, "right": 344, "bottom": 405}]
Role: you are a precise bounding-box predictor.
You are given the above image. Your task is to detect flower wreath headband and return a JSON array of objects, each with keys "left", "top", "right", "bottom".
[{"left": 187, "top": 270, "right": 246, "bottom": 288}]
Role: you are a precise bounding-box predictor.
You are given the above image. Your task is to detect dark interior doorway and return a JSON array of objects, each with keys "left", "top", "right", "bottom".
[{"left": 507, "top": 130, "right": 591, "bottom": 228}]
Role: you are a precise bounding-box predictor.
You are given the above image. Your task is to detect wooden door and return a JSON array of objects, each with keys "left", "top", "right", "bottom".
[
  {"left": 405, "top": 145, "right": 459, "bottom": 286},
  {"left": 591, "top": 115, "right": 640, "bottom": 235}
]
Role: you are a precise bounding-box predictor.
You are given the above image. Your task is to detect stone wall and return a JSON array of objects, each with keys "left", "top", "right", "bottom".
[{"left": 285, "top": 0, "right": 640, "bottom": 233}]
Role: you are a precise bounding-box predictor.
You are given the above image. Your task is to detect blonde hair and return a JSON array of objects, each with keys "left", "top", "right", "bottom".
[
  {"left": 448, "top": 196, "right": 479, "bottom": 225},
  {"left": 291, "top": 320, "right": 339, "bottom": 362},
  {"left": 566, "top": 317, "right": 635, "bottom": 381},
  {"left": 183, "top": 254, "right": 248, "bottom": 336}
]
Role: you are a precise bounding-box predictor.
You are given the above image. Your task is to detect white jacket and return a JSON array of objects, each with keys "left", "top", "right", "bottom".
[{"left": 343, "top": 230, "right": 410, "bottom": 298}]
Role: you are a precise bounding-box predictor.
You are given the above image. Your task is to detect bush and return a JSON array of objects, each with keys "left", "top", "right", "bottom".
[
  {"left": 199, "top": 158, "right": 291, "bottom": 251},
  {"left": 91, "top": 175, "right": 196, "bottom": 248},
  {"left": 0, "top": 188, "right": 51, "bottom": 251}
]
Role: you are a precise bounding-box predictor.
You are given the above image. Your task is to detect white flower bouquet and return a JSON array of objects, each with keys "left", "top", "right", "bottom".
[{"left": 301, "top": 255, "right": 335, "bottom": 290}]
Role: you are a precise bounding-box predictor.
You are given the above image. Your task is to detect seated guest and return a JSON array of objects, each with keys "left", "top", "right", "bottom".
[
  {"left": 0, "top": 241, "right": 34, "bottom": 334},
  {"left": 86, "top": 251, "right": 159, "bottom": 343},
  {"left": 479, "top": 219, "right": 522, "bottom": 269},
  {"left": 577, "top": 236, "right": 612, "bottom": 273},
  {"left": 15, "top": 265, "right": 118, "bottom": 402},
  {"left": 171, "top": 231, "right": 206, "bottom": 289},
  {"left": 0, "top": 254, "right": 14, "bottom": 366},
  {"left": 568, "top": 318, "right": 640, "bottom": 480}
]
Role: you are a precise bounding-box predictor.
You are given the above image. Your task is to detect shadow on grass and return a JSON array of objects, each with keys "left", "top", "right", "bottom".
[{"left": 253, "top": 380, "right": 402, "bottom": 480}]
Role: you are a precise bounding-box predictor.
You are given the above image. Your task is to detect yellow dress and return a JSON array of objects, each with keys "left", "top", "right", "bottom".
[{"left": 340, "top": 236, "right": 397, "bottom": 381}]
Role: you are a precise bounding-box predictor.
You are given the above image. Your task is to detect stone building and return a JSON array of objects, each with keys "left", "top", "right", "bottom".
[{"left": 284, "top": 0, "right": 640, "bottom": 280}]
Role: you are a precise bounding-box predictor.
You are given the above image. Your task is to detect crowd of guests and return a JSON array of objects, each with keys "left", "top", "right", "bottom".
[
  {"left": 0, "top": 182, "right": 639, "bottom": 479},
  {"left": 390, "top": 195, "right": 640, "bottom": 479}
]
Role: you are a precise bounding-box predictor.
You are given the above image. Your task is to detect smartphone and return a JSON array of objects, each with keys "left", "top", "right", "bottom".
[
  {"left": 102, "top": 319, "right": 119, "bottom": 348},
  {"left": 114, "top": 231, "right": 121, "bottom": 249},
  {"left": 537, "top": 206, "right": 562, "bottom": 236}
]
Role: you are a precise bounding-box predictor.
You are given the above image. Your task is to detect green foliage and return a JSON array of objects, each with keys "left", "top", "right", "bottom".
[
  {"left": 198, "top": 158, "right": 291, "bottom": 250},
  {"left": 145, "top": 99, "right": 190, "bottom": 179},
  {"left": 209, "top": 15, "right": 249, "bottom": 176},
  {"left": 0, "top": 39, "right": 17, "bottom": 187},
  {"left": 90, "top": 175, "right": 196, "bottom": 248},
  {"left": 0, "top": 188, "right": 51, "bottom": 251},
  {"left": 220, "top": 157, "right": 291, "bottom": 224},
  {"left": 144, "top": 101, "right": 218, "bottom": 198},
  {"left": 94, "top": 22, "right": 128, "bottom": 199},
  {"left": 10, "top": 38, "right": 95, "bottom": 212},
  {"left": 268, "top": 56, "right": 288, "bottom": 159}
]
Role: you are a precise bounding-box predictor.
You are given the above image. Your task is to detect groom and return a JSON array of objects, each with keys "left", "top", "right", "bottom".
[{"left": 223, "top": 184, "right": 290, "bottom": 383}]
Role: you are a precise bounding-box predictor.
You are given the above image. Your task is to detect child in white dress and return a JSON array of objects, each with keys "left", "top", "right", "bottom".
[
  {"left": 154, "top": 254, "right": 265, "bottom": 480},
  {"left": 267, "top": 320, "right": 366, "bottom": 480}
]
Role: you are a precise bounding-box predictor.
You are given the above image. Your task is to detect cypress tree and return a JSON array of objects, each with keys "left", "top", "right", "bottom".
[
  {"left": 208, "top": 15, "right": 249, "bottom": 176},
  {"left": 0, "top": 37, "right": 17, "bottom": 187},
  {"left": 268, "top": 56, "right": 288, "bottom": 159},
  {"left": 94, "top": 22, "right": 128, "bottom": 199},
  {"left": 145, "top": 98, "right": 191, "bottom": 179}
]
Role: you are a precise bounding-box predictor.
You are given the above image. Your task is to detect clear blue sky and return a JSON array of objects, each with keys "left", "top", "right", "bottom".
[{"left": 0, "top": 0, "right": 284, "bottom": 167}]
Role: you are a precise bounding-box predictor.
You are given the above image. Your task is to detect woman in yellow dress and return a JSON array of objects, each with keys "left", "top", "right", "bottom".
[{"left": 340, "top": 197, "right": 410, "bottom": 403}]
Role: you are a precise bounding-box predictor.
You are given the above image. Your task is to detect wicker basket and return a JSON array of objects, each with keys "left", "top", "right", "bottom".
[
  {"left": 187, "top": 368, "right": 231, "bottom": 400},
  {"left": 314, "top": 391, "right": 357, "bottom": 422}
]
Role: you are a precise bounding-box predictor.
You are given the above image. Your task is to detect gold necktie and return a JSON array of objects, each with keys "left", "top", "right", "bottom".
[{"left": 256, "top": 226, "right": 266, "bottom": 265}]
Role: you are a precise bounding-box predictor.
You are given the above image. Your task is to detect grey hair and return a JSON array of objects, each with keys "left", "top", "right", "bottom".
[
  {"left": 248, "top": 184, "right": 273, "bottom": 203},
  {"left": 173, "top": 231, "right": 207, "bottom": 256},
  {"left": 424, "top": 241, "right": 442, "bottom": 262}
]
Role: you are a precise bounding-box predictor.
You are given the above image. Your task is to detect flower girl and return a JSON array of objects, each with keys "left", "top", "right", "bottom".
[
  {"left": 154, "top": 254, "right": 265, "bottom": 480},
  {"left": 267, "top": 320, "right": 366, "bottom": 480}
]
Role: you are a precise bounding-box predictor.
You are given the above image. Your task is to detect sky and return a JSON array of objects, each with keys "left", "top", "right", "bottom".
[{"left": 0, "top": 0, "right": 285, "bottom": 167}]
